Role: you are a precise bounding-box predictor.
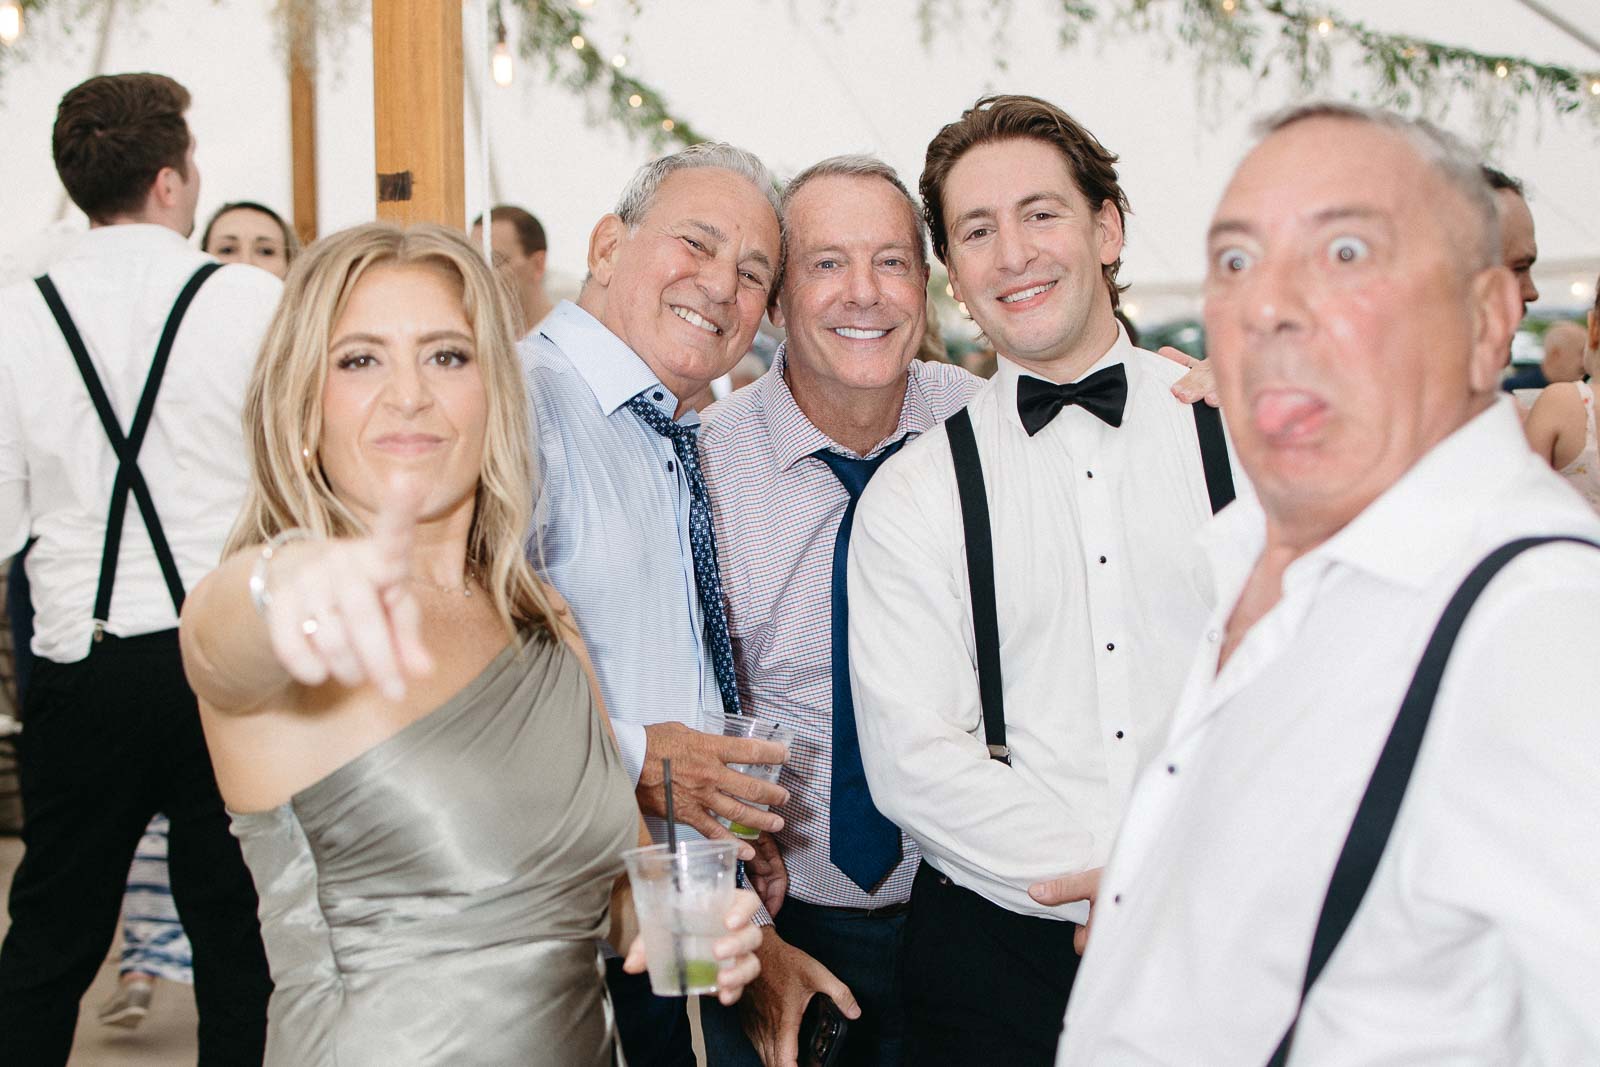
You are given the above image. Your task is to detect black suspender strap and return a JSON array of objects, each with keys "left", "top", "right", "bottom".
[
  {"left": 1265, "top": 534, "right": 1600, "bottom": 1067},
  {"left": 33, "top": 263, "right": 221, "bottom": 639},
  {"left": 1191, "top": 401, "right": 1235, "bottom": 515},
  {"left": 945, "top": 407, "right": 1009, "bottom": 764}
]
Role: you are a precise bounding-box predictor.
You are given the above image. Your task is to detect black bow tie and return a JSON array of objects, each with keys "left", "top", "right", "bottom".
[{"left": 1016, "top": 364, "right": 1128, "bottom": 437}]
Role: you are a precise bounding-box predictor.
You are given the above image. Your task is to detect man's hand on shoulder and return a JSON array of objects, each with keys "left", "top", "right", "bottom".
[
  {"left": 740, "top": 928, "right": 862, "bottom": 1067},
  {"left": 1157, "top": 346, "right": 1220, "bottom": 408}
]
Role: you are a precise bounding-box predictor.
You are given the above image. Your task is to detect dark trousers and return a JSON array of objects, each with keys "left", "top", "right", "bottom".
[
  {"left": 0, "top": 630, "right": 271, "bottom": 1066},
  {"left": 606, "top": 955, "right": 697, "bottom": 1067},
  {"left": 901, "top": 861, "right": 1081, "bottom": 1067},
  {"left": 701, "top": 896, "right": 910, "bottom": 1066}
]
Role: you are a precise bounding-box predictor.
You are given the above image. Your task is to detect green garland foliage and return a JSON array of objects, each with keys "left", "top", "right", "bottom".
[{"left": 913, "top": 0, "right": 1600, "bottom": 135}]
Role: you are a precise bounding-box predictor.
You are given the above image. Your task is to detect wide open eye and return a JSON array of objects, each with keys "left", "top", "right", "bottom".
[
  {"left": 1328, "top": 235, "right": 1370, "bottom": 265},
  {"left": 1213, "top": 247, "right": 1253, "bottom": 274}
]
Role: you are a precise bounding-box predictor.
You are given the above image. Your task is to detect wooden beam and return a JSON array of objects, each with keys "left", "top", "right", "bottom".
[
  {"left": 372, "top": 0, "right": 465, "bottom": 229},
  {"left": 288, "top": 4, "right": 319, "bottom": 245}
]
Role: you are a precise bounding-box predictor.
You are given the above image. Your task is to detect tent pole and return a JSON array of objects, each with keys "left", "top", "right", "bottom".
[
  {"left": 288, "top": 0, "right": 319, "bottom": 245},
  {"left": 372, "top": 0, "right": 466, "bottom": 228}
]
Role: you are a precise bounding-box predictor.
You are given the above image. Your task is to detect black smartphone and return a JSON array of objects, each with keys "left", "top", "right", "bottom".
[{"left": 797, "top": 993, "right": 849, "bottom": 1067}]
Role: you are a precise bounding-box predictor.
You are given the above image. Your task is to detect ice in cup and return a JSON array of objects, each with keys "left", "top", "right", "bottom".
[
  {"left": 716, "top": 715, "right": 793, "bottom": 840},
  {"left": 623, "top": 839, "right": 740, "bottom": 996}
]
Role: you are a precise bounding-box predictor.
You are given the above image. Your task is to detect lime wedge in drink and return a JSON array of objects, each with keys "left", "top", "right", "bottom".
[{"left": 683, "top": 960, "right": 720, "bottom": 989}]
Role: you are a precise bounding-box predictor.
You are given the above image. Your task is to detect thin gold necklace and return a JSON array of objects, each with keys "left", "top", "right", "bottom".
[{"left": 408, "top": 572, "right": 476, "bottom": 597}]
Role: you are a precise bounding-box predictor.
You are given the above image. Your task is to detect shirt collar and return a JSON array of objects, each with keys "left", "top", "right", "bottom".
[
  {"left": 1200, "top": 399, "right": 1532, "bottom": 595},
  {"left": 537, "top": 300, "right": 674, "bottom": 416},
  {"left": 59, "top": 223, "right": 191, "bottom": 261},
  {"left": 760, "top": 341, "right": 945, "bottom": 470},
  {"left": 992, "top": 321, "right": 1135, "bottom": 435}
]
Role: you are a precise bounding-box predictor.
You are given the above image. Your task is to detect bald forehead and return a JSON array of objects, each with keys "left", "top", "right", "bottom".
[{"left": 1222, "top": 118, "right": 1477, "bottom": 256}]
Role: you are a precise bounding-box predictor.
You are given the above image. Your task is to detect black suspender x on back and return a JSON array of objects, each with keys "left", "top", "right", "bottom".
[
  {"left": 33, "top": 262, "right": 221, "bottom": 639},
  {"left": 1264, "top": 535, "right": 1600, "bottom": 1066},
  {"left": 944, "top": 398, "right": 1236, "bottom": 764}
]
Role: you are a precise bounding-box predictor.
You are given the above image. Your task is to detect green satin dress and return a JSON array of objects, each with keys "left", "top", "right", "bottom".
[{"left": 230, "top": 632, "right": 639, "bottom": 1066}]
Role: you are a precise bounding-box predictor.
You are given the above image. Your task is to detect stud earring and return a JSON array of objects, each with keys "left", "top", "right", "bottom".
[{"left": 302, "top": 447, "right": 312, "bottom": 461}]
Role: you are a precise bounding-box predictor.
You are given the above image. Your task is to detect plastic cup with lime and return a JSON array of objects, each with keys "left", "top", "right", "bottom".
[
  {"left": 716, "top": 716, "right": 793, "bottom": 840},
  {"left": 623, "top": 839, "right": 740, "bottom": 996}
]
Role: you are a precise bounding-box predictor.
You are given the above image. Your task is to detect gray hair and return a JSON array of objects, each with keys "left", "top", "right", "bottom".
[
  {"left": 614, "top": 141, "right": 780, "bottom": 228},
  {"left": 1256, "top": 101, "right": 1500, "bottom": 269},
  {"left": 779, "top": 154, "right": 931, "bottom": 275}
]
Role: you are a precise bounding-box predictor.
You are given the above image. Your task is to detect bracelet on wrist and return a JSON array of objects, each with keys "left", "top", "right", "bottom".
[{"left": 247, "top": 528, "right": 314, "bottom": 618}]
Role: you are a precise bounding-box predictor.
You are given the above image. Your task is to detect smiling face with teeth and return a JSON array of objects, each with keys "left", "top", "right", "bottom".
[
  {"left": 584, "top": 167, "right": 780, "bottom": 414},
  {"left": 942, "top": 138, "right": 1123, "bottom": 383},
  {"left": 774, "top": 173, "right": 930, "bottom": 413}
]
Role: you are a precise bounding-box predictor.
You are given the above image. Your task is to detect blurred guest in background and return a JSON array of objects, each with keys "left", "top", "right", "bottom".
[
  {"left": 1525, "top": 280, "right": 1600, "bottom": 511},
  {"left": 201, "top": 200, "right": 297, "bottom": 279},
  {"left": 472, "top": 204, "right": 553, "bottom": 336}
]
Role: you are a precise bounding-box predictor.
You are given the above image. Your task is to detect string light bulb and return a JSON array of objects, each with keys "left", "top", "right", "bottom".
[
  {"left": 1589, "top": 78, "right": 1600, "bottom": 96},
  {"left": 1315, "top": 18, "right": 1332, "bottom": 36},
  {"left": 491, "top": 8, "right": 513, "bottom": 87},
  {"left": 628, "top": 93, "right": 643, "bottom": 108},
  {"left": 492, "top": 41, "right": 514, "bottom": 86},
  {"left": 576, "top": 0, "right": 596, "bottom": 7},
  {"left": 571, "top": 34, "right": 586, "bottom": 50},
  {"left": 612, "top": 53, "right": 627, "bottom": 68},
  {"left": 0, "top": 2, "right": 22, "bottom": 45},
  {"left": 661, "top": 118, "right": 675, "bottom": 132},
  {"left": 1572, "top": 281, "right": 1592, "bottom": 298},
  {"left": 1494, "top": 62, "right": 1509, "bottom": 78},
  {"left": 1220, "top": 0, "right": 1236, "bottom": 13}
]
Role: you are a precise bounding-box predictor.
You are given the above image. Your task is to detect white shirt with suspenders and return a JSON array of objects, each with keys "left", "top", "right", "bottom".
[
  {"left": 847, "top": 328, "right": 1244, "bottom": 922},
  {"left": 0, "top": 224, "right": 280, "bottom": 662}
]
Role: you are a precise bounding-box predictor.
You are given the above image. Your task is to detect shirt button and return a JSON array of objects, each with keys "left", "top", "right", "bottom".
[
  {"left": 1206, "top": 629, "right": 1220, "bottom": 643},
  {"left": 1086, "top": 470, "right": 1094, "bottom": 479},
  {"left": 667, "top": 460, "right": 675, "bottom": 473},
  {"left": 1105, "top": 642, "right": 1115, "bottom": 651},
  {"left": 652, "top": 390, "right": 665, "bottom": 402},
  {"left": 1098, "top": 555, "right": 1107, "bottom": 564},
  {"left": 1167, "top": 764, "right": 1178, "bottom": 775},
  {"left": 1113, "top": 893, "right": 1123, "bottom": 905},
  {"left": 1114, "top": 730, "right": 1124, "bottom": 740}
]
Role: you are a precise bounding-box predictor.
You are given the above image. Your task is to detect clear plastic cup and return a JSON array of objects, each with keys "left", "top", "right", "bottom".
[
  {"left": 716, "top": 716, "right": 793, "bottom": 840},
  {"left": 623, "top": 839, "right": 740, "bottom": 996}
]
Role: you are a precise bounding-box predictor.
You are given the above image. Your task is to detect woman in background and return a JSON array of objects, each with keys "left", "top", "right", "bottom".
[
  {"left": 201, "top": 201, "right": 297, "bottom": 279},
  {"left": 1524, "top": 273, "right": 1600, "bottom": 513}
]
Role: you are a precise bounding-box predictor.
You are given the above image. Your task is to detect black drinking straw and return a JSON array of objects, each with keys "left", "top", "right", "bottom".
[
  {"left": 661, "top": 759, "right": 690, "bottom": 993},
  {"left": 663, "top": 758, "right": 679, "bottom": 855}
]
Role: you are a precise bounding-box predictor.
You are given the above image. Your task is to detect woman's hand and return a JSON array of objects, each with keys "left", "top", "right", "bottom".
[
  {"left": 621, "top": 888, "right": 764, "bottom": 1005},
  {"left": 258, "top": 479, "right": 434, "bottom": 700}
]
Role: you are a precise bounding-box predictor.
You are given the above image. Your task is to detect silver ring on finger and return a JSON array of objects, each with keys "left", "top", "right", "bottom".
[{"left": 301, "top": 617, "right": 320, "bottom": 637}]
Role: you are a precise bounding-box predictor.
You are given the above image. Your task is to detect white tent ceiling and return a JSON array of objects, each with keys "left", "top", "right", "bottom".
[{"left": 2, "top": 0, "right": 1596, "bottom": 322}]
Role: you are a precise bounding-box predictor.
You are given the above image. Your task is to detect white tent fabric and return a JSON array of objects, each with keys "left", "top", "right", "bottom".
[{"left": 1, "top": 0, "right": 1596, "bottom": 322}]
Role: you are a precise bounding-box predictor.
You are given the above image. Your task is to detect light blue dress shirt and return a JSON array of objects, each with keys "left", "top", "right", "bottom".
[{"left": 522, "top": 300, "right": 722, "bottom": 797}]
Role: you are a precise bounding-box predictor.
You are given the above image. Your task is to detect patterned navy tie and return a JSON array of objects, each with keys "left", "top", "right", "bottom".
[
  {"left": 814, "top": 439, "right": 905, "bottom": 892},
  {"left": 625, "top": 393, "right": 742, "bottom": 717}
]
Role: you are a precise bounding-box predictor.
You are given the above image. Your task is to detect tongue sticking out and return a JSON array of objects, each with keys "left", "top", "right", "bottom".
[{"left": 1252, "top": 390, "right": 1327, "bottom": 444}]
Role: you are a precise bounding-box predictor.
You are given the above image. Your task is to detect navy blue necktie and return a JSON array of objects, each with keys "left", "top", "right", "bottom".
[
  {"left": 814, "top": 439, "right": 905, "bottom": 892},
  {"left": 626, "top": 393, "right": 742, "bottom": 717}
]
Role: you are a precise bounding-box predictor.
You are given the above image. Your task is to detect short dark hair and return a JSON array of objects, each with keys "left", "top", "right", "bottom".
[
  {"left": 472, "top": 205, "right": 547, "bottom": 255},
  {"left": 201, "top": 201, "right": 299, "bottom": 262},
  {"left": 920, "top": 94, "right": 1131, "bottom": 310},
  {"left": 53, "top": 73, "right": 192, "bottom": 224},
  {"left": 1480, "top": 164, "right": 1524, "bottom": 196}
]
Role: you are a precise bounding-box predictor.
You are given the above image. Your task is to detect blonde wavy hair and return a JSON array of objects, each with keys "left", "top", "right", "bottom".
[{"left": 227, "top": 221, "right": 557, "bottom": 641}]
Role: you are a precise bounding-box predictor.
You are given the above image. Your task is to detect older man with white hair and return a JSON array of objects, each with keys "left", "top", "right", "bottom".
[
  {"left": 1057, "top": 104, "right": 1600, "bottom": 1064},
  {"left": 522, "top": 142, "right": 790, "bottom": 1067}
]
